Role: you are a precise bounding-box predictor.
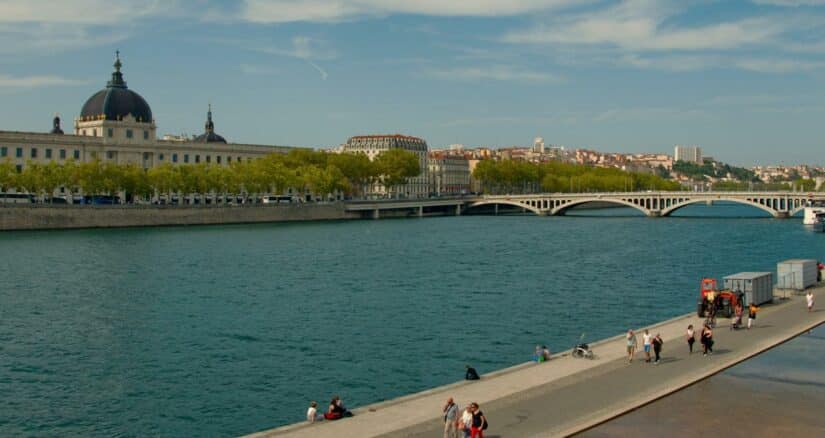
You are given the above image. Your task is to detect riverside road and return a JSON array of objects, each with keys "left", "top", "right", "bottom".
[{"left": 251, "top": 288, "right": 825, "bottom": 437}]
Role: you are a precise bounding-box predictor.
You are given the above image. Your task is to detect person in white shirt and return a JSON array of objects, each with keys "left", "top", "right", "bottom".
[
  {"left": 807, "top": 291, "right": 815, "bottom": 312},
  {"left": 306, "top": 401, "right": 318, "bottom": 423},
  {"left": 459, "top": 404, "right": 474, "bottom": 438},
  {"left": 642, "top": 329, "right": 652, "bottom": 363}
]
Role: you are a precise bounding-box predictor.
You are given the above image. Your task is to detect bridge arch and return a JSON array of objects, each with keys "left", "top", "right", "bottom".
[
  {"left": 660, "top": 197, "right": 778, "bottom": 217},
  {"left": 467, "top": 200, "right": 543, "bottom": 216},
  {"left": 551, "top": 198, "right": 650, "bottom": 216}
]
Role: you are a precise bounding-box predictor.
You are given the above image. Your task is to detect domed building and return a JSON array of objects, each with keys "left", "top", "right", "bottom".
[
  {"left": 74, "top": 52, "right": 157, "bottom": 143},
  {"left": 193, "top": 105, "right": 227, "bottom": 144},
  {"left": 0, "top": 53, "right": 299, "bottom": 183}
]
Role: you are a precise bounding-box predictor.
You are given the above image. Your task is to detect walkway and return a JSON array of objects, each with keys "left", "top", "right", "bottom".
[{"left": 246, "top": 288, "right": 824, "bottom": 438}]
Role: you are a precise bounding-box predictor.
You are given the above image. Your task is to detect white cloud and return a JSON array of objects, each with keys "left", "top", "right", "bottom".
[
  {"left": 0, "top": 0, "right": 174, "bottom": 24},
  {"left": 504, "top": 10, "right": 785, "bottom": 52},
  {"left": 734, "top": 57, "right": 825, "bottom": 72},
  {"left": 240, "top": 0, "right": 580, "bottom": 23},
  {"left": 0, "top": 74, "right": 88, "bottom": 89},
  {"left": 426, "top": 65, "right": 561, "bottom": 82},
  {"left": 752, "top": 0, "right": 825, "bottom": 6}
]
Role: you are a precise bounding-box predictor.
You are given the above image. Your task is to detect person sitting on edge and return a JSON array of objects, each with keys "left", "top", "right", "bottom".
[
  {"left": 542, "top": 345, "right": 552, "bottom": 361},
  {"left": 465, "top": 365, "right": 480, "bottom": 380},
  {"left": 306, "top": 401, "right": 318, "bottom": 423},
  {"left": 323, "top": 396, "right": 345, "bottom": 420},
  {"left": 534, "top": 345, "right": 543, "bottom": 362}
]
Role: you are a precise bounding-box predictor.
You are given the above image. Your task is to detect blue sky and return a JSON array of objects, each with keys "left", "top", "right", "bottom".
[{"left": 0, "top": 0, "right": 824, "bottom": 165}]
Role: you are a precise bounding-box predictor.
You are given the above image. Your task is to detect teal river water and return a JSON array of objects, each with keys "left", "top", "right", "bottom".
[{"left": 1, "top": 204, "right": 823, "bottom": 436}]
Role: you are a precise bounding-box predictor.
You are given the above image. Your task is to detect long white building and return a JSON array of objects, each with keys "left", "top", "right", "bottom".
[{"left": 0, "top": 53, "right": 296, "bottom": 174}]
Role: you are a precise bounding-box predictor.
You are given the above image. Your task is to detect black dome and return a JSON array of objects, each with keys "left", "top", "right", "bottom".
[
  {"left": 194, "top": 132, "right": 227, "bottom": 143},
  {"left": 193, "top": 105, "right": 227, "bottom": 144},
  {"left": 79, "top": 53, "right": 153, "bottom": 123}
]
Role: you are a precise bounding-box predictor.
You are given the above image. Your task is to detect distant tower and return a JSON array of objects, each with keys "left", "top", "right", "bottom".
[
  {"left": 193, "top": 103, "right": 227, "bottom": 143},
  {"left": 533, "top": 137, "right": 545, "bottom": 154},
  {"left": 50, "top": 114, "right": 64, "bottom": 135}
]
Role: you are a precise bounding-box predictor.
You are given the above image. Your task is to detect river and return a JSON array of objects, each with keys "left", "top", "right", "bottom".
[{"left": 1, "top": 204, "right": 822, "bottom": 436}]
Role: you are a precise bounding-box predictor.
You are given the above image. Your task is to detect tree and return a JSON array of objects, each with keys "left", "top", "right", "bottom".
[
  {"left": 0, "top": 159, "right": 17, "bottom": 192},
  {"left": 374, "top": 149, "right": 420, "bottom": 196}
]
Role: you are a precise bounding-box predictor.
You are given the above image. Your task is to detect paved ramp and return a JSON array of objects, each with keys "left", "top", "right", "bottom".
[{"left": 247, "top": 288, "right": 824, "bottom": 437}]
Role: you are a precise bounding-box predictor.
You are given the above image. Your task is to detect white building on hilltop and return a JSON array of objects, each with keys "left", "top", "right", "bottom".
[
  {"left": 674, "top": 145, "right": 702, "bottom": 164},
  {"left": 533, "top": 137, "right": 545, "bottom": 154}
]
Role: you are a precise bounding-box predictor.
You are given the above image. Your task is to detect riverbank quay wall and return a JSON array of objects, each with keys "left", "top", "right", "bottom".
[
  {"left": 248, "top": 288, "right": 825, "bottom": 437},
  {"left": 0, "top": 203, "right": 360, "bottom": 231}
]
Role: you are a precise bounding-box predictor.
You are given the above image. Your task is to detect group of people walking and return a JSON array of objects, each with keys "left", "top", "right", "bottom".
[
  {"left": 443, "top": 398, "right": 487, "bottom": 438},
  {"left": 625, "top": 329, "right": 664, "bottom": 364}
]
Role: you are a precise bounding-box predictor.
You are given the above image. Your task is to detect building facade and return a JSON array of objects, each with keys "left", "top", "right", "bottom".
[
  {"left": 428, "top": 151, "right": 471, "bottom": 196},
  {"left": 674, "top": 145, "right": 702, "bottom": 164},
  {"left": 341, "top": 134, "right": 429, "bottom": 198},
  {"left": 0, "top": 53, "right": 296, "bottom": 176}
]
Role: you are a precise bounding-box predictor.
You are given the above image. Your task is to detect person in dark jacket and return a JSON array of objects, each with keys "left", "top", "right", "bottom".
[
  {"left": 465, "top": 365, "right": 480, "bottom": 380},
  {"left": 652, "top": 333, "right": 664, "bottom": 364}
]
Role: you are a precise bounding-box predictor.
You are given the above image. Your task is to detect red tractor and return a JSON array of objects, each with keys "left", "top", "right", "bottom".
[{"left": 697, "top": 278, "right": 743, "bottom": 318}]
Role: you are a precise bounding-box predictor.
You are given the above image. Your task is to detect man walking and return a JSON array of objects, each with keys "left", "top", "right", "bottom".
[
  {"left": 807, "top": 291, "right": 815, "bottom": 313},
  {"left": 626, "top": 330, "right": 638, "bottom": 363},
  {"left": 652, "top": 333, "right": 664, "bottom": 364},
  {"left": 443, "top": 397, "right": 459, "bottom": 438},
  {"left": 642, "top": 329, "right": 652, "bottom": 363}
]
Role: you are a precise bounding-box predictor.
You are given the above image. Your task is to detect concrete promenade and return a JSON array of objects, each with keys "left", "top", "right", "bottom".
[{"left": 248, "top": 287, "right": 825, "bottom": 438}]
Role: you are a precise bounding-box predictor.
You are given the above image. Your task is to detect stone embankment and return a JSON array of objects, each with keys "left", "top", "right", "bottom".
[
  {"left": 249, "top": 288, "right": 825, "bottom": 437},
  {"left": 0, "top": 203, "right": 358, "bottom": 231}
]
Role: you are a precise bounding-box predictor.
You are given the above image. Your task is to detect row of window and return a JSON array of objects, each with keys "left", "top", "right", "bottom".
[
  {"left": 79, "top": 128, "right": 150, "bottom": 140},
  {"left": 1, "top": 146, "right": 81, "bottom": 160},
  {"left": 1, "top": 146, "right": 248, "bottom": 165}
]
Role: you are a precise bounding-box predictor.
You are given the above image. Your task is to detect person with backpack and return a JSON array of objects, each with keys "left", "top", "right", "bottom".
[
  {"left": 470, "top": 403, "right": 487, "bottom": 438},
  {"left": 443, "top": 397, "right": 459, "bottom": 438}
]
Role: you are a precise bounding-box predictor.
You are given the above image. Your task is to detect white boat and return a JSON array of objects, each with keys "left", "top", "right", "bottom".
[{"left": 803, "top": 207, "right": 825, "bottom": 225}]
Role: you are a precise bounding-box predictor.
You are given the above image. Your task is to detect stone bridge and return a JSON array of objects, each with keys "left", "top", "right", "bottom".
[{"left": 468, "top": 191, "right": 824, "bottom": 218}]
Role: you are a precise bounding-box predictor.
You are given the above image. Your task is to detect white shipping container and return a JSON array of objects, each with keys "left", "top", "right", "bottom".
[
  {"left": 723, "top": 272, "right": 773, "bottom": 306},
  {"left": 777, "top": 259, "right": 818, "bottom": 291}
]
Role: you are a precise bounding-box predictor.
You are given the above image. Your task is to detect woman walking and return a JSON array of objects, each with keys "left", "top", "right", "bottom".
[
  {"left": 459, "top": 404, "right": 473, "bottom": 438},
  {"left": 686, "top": 324, "right": 695, "bottom": 354},
  {"left": 626, "top": 330, "right": 638, "bottom": 363},
  {"left": 807, "top": 291, "right": 815, "bottom": 312},
  {"left": 701, "top": 324, "right": 714, "bottom": 356},
  {"left": 748, "top": 303, "right": 759, "bottom": 329},
  {"left": 470, "top": 403, "right": 487, "bottom": 438}
]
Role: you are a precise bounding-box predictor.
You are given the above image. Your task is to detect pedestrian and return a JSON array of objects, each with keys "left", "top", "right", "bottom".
[
  {"left": 459, "top": 404, "right": 473, "bottom": 438},
  {"left": 807, "top": 291, "right": 814, "bottom": 312},
  {"left": 626, "top": 329, "right": 638, "bottom": 363},
  {"left": 470, "top": 402, "right": 487, "bottom": 438},
  {"left": 465, "top": 365, "right": 480, "bottom": 381},
  {"left": 443, "top": 397, "right": 459, "bottom": 438},
  {"left": 542, "top": 345, "right": 552, "bottom": 361},
  {"left": 701, "top": 324, "right": 713, "bottom": 356},
  {"left": 748, "top": 303, "right": 759, "bottom": 329},
  {"left": 652, "top": 333, "right": 663, "bottom": 364},
  {"left": 324, "top": 396, "right": 344, "bottom": 420},
  {"left": 306, "top": 401, "right": 318, "bottom": 423},
  {"left": 642, "top": 329, "right": 652, "bottom": 363},
  {"left": 686, "top": 324, "right": 695, "bottom": 354}
]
